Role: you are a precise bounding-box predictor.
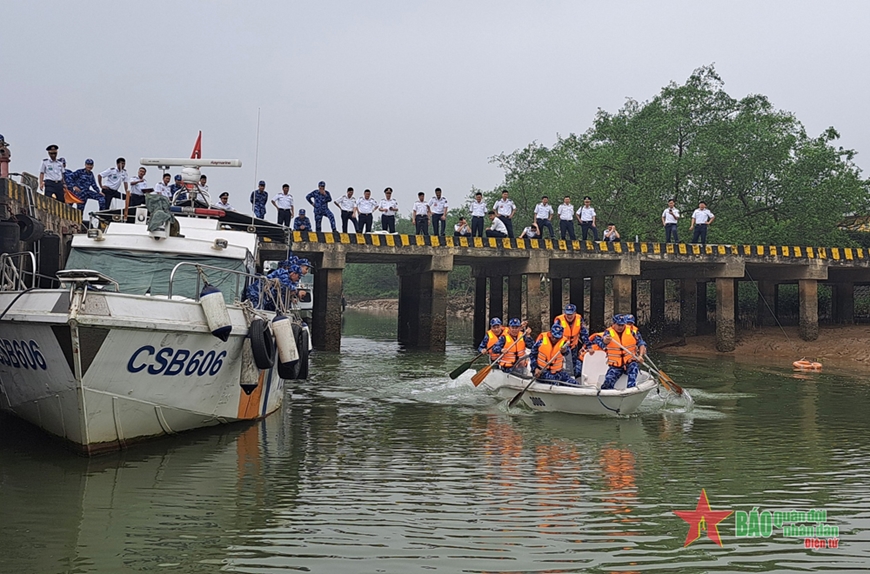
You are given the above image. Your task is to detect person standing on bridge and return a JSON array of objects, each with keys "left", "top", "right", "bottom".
[
  {"left": 428, "top": 187, "right": 448, "bottom": 236},
  {"left": 469, "top": 191, "right": 487, "bottom": 238},
  {"left": 534, "top": 196, "right": 556, "bottom": 239},
  {"left": 378, "top": 187, "right": 398, "bottom": 233},
  {"left": 413, "top": 192, "right": 431, "bottom": 235},
  {"left": 305, "top": 181, "right": 336, "bottom": 232},
  {"left": 356, "top": 189, "right": 378, "bottom": 233},
  {"left": 557, "top": 196, "right": 576, "bottom": 240},
  {"left": 662, "top": 198, "right": 680, "bottom": 243},
  {"left": 493, "top": 189, "right": 517, "bottom": 238},
  {"left": 214, "top": 191, "right": 235, "bottom": 211},
  {"left": 576, "top": 196, "right": 599, "bottom": 241},
  {"left": 272, "top": 184, "right": 294, "bottom": 227},
  {"left": 336, "top": 187, "right": 359, "bottom": 233},
  {"left": 39, "top": 144, "right": 66, "bottom": 202},
  {"left": 690, "top": 200, "right": 715, "bottom": 246}
]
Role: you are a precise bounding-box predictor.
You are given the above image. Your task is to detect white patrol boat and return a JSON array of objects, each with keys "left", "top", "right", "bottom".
[
  {"left": 479, "top": 352, "right": 658, "bottom": 416},
  {"left": 0, "top": 157, "right": 310, "bottom": 454}
]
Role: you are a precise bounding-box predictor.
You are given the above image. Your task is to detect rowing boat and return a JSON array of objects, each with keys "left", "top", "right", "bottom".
[{"left": 478, "top": 351, "right": 658, "bottom": 416}]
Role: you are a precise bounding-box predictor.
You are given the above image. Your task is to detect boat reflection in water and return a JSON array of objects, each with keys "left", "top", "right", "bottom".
[{"left": 0, "top": 412, "right": 294, "bottom": 573}]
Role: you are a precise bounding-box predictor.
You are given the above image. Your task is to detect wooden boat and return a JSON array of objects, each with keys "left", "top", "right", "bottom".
[{"left": 478, "top": 351, "right": 658, "bottom": 416}]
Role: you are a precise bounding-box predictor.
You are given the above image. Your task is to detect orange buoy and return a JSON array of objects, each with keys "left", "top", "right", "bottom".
[{"left": 793, "top": 359, "right": 822, "bottom": 372}]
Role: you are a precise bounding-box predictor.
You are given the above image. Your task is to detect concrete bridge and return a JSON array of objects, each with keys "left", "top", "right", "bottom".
[{"left": 280, "top": 231, "right": 870, "bottom": 352}]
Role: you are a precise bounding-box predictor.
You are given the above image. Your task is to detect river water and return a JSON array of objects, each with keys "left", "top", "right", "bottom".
[{"left": 2, "top": 310, "right": 870, "bottom": 573}]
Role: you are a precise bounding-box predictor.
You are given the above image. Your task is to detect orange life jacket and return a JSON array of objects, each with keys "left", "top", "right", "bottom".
[
  {"left": 604, "top": 326, "right": 638, "bottom": 368},
  {"left": 499, "top": 332, "right": 527, "bottom": 368},
  {"left": 483, "top": 329, "right": 501, "bottom": 360},
  {"left": 555, "top": 314, "right": 583, "bottom": 348},
  {"left": 579, "top": 331, "right": 606, "bottom": 361},
  {"left": 535, "top": 333, "right": 567, "bottom": 373}
]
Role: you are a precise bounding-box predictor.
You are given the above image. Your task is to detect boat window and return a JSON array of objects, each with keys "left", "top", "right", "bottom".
[{"left": 65, "top": 248, "right": 247, "bottom": 303}]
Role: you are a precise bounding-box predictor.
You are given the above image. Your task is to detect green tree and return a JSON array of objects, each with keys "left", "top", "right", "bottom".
[{"left": 492, "top": 65, "right": 869, "bottom": 246}]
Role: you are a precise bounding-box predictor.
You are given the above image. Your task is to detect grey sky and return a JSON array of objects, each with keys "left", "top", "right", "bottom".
[{"left": 3, "top": 1, "right": 868, "bottom": 219}]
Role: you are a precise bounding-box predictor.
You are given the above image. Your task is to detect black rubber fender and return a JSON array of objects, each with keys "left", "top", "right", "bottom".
[{"left": 249, "top": 317, "right": 275, "bottom": 370}]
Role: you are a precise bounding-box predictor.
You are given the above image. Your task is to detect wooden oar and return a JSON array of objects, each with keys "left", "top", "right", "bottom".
[
  {"left": 609, "top": 338, "right": 684, "bottom": 395},
  {"left": 471, "top": 335, "right": 523, "bottom": 387},
  {"left": 642, "top": 353, "right": 684, "bottom": 395},
  {"left": 507, "top": 344, "right": 565, "bottom": 407},
  {"left": 449, "top": 350, "right": 488, "bottom": 380}
]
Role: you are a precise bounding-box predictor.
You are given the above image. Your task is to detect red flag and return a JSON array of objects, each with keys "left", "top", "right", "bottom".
[{"left": 191, "top": 131, "right": 202, "bottom": 159}]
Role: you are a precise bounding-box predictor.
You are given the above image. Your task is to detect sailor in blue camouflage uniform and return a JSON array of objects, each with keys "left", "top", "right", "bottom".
[
  {"left": 293, "top": 208, "right": 312, "bottom": 231},
  {"left": 69, "top": 159, "right": 106, "bottom": 211},
  {"left": 171, "top": 174, "right": 189, "bottom": 202},
  {"left": 250, "top": 180, "right": 268, "bottom": 218},
  {"left": 492, "top": 318, "right": 534, "bottom": 374},
  {"left": 246, "top": 261, "right": 303, "bottom": 310},
  {"left": 305, "top": 181, "right": 336, "bottom": 232}
]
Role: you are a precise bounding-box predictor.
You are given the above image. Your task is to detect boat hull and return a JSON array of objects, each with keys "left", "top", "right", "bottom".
[
  {"left": 479, "top": 352, "right": 658, "bottom": 416},
  {"left": 0, "top": 289, "right": 285, "bottom": 454}
]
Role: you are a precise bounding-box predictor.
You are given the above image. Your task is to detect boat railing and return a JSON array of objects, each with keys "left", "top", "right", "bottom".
[
  {"left": 0, "top": 251, "right": 38, "bottom": 291},
  {"left": 167, "top": 262, "right": 301, "bottom": 312}
]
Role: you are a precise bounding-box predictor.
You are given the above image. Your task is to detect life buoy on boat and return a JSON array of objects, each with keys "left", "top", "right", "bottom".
[
  {"left": 272, "top": 314, "right": 300, "bottom": 364},
  {"left": 249, "top": 317, "right": 275, "bottom": 369},
  {"left": 200, "top": 285, "right": 233, "bottom": 341},
  {"left": 793, "top": 359, "right": 822, "bottom": 371}
]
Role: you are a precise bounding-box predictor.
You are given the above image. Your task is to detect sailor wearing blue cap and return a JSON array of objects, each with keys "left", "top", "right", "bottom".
[
  {"left": 293, "top": 209, "right": 312, "bottom": 232},
  {"left": 553, "top": 303, "right": 588, "bottom": 377},
  {"left": 529, "top": 323, "right": 578, "bottom": 385},
  {"left": 478, "top": 318, "right": 504, "bottom": 361},
  {"left": 305, "top": 181, "right": 336, "bottom": 232},
  {"left": 69, "top": 159, "right": 106, "bottom": 211},
  {"left": 250, "top": 180, "right": 268, "bottom": 218},
  {"left": 171, "top": 173, "right": 188, "bottom": 202},
  {"left": 591, "top": 314, "right": 647, "bottom": 389},
  {"left": 492, "top": 318, "right": 533, "bottom": 373}
]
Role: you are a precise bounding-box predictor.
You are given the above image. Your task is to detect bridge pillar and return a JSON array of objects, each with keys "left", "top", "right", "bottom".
[
  {"left": 507, "top": 274, "right": 523, "bottom": 321},
  {"left": 473, "top": 275, "right": 487, "bottom": 347},
  {"left": 569, "top": 277, "right": 584, "bottom": 315},
  {"left": 612, "top": 275, "right": 632, "bottom": 315},
  {"left": 397, "top": 268, "right": 420, "bottom": 346},
  {"left": 312, "top": 255, "right": 346, "bottom": 352},
  {"left": 697, "top": 281, "right": 709, "bottom": 331},
  {"left": 679, "top": 279, "right": 697, "bottom": 336},
  {"left": 490, "top": 275, "right": 504, "bottom": 322},
  {"left": 716, "top": 278, "right": 736, "bottom": 352},
  {"left": 756, "top": 281, "right": 777, "bottom": 326},
  {"left": 832, "top": 282, "right": 854, "bottom": 324},
  {"left": 590, "top": 276, "right": 606, "bottom": 331},
  {"left": 650, "top": 279, "right": 666, "bottom": 327},
  {"left": 418, "top": 270, "right": 449, "bottom": 351},
  {"left": 549, "top": 277, "right": 563, "bottom": 322},
  {"left": 398, "top": 258, "right": 451, "bottom": 351},
  {"left": 526, "top": 273, "right": 543, "bottom": 336},
  {"left": 799, "top": 279, "right": 819, "bottom": 341},
  {"left": 631, "top": 280, "right": 638, "bottom": 320}
]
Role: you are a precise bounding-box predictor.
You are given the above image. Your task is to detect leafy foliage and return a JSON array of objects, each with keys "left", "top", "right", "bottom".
[{"left": 488, "top": 65, "right": 868, "bottom": 246}]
